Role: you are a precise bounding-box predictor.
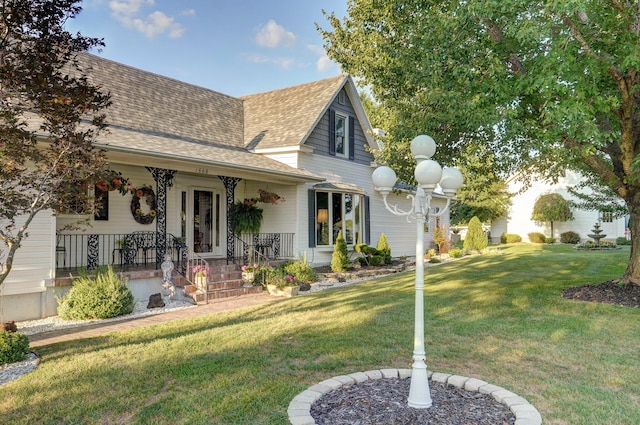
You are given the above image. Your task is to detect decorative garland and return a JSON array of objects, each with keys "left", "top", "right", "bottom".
[{"left": 130, "top": 186, "right": 157, "bottom": 225}]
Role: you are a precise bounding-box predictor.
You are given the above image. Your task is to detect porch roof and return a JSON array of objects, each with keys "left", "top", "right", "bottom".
[{"left": 98, "top": 126, "right": 324, "bottom": 183}]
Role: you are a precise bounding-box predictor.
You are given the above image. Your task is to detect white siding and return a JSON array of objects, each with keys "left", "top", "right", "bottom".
[{"left": 497, "top": 171, "right": 628, "bottom": 242}]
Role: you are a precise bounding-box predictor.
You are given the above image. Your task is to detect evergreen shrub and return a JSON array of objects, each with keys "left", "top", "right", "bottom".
[
  {"left": 57, "top": 266, "right": 134, "bottom": 320},
  {"left": 331, "top": 231, "right": 350, "bottom": 272},
  {"left": 448, "top": 247, "right": 463, "bottom": 258},
  {"left": 463, "top": 216, "right": 488, "bottom": 252},
  {"left": 0, "top": 331, "right": 29, "bottom": 365},
  {"left": 376, "top": 233, "right": 392, "bottom": 264}
]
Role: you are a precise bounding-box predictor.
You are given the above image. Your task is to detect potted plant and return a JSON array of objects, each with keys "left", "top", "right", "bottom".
[
  {"left": 267, "top": 274, "right": 299, "bottom": 297},
  {"left": 241, "top": 263, "right": 259, "bottom": 287},
  {"left": 192, "top": 265, "right": 209, "bottom": 291}
]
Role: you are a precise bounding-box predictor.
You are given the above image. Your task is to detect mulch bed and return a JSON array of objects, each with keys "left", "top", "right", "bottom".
[
  {"left": 562, "top": 279, "right": 640, "bottom": 308},
  {"left": 310, "top": 378, "right": 515, "bottom": 425}
]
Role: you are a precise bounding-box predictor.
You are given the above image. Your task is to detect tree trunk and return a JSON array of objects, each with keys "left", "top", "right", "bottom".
[{"left": 623, "top": 189, "right": 640, "bottom": 285}]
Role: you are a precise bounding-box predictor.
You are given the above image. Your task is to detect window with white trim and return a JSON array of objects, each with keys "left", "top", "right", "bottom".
[
  {"left": 315, "top": 191, "right": 363, "bottom": 246},
  {"left": 335, "top": 113, "right": 347, "bottom": 157}
]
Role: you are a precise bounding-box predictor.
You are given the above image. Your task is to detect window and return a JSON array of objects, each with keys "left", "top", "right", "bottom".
[
  {"left": 94, "top": 185, "right": 109, "bottom": 220},
  {"left": 314, "top": 191, "right": 364, "bottom": 246},
  {"left": 335, "top": 113, "right": 347, "bottom": 157},
  {"left": 600, "top": 211, "right": 614, "bottom": 223},
  {"left": 329, "top": 109, "right": 355, "bottom": 160}
]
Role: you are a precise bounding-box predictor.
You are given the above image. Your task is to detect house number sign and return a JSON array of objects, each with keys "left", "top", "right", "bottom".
[{"left": 195, "top": 167, "right": 209, "bottom": 174}]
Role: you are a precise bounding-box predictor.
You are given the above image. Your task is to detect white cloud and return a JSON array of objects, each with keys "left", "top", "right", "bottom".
[
  {"left": 109, "top": 0, "right": 185, "bottom": 39},
  {"left": 308, "top": 44, "right": 340, "bottom": 73},
  {"left": 246, "top": 54, "right": 295, "bottom": 69},
  {"left": 109, "top": 0, "right": 153, "bottom": 16},
  {"left": 180, "top": 9, "right": 196, "bottom": 17},
  {"left": 255, "top": 20, "right": 296, "bottom": 48}
]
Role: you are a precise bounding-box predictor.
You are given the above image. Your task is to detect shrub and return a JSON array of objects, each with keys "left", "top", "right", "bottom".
[
  {"left": 370, "top": 255, "right": 385, "bottom": 266},
  {"left": 448, "top": 247, "right": 463, "bottom": 258},
  {"left": 376, "top": 233, "right": 391, "bottom": 257},
  {"left": 57, "top": 266, "right": 134, "bottom": 320},
  {"left": 561, "top": 231, "right": 581, "bottom": 244},
  {"left": 284, "top": 259, "right": 317, "bottom": 283},
  {"left": 500, "top": 233, "right": 522, "bottom": 244},
  {"left": 545, "top": 237, "right": 557, "bottom": 244},
  {"left": 616, "top": 237, "right": 631, "bottom": 246},
  {"left": 463, "top": 216, "right": 488, "bottom": 252},
  {"left": 0, "top": 331, "right": 29, "bottom": 365},
  {"left": 528, "top": 232, "right": 546, "bottom": 243},
  {"left": 428, "top": 257, "right": 441, "bottom": 263},
  {"left": 331, "top": 231, "right": 350, "bottom": 272}
]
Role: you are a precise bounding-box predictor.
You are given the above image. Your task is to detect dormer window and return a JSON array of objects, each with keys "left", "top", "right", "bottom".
[
  {"left": 329, "top": 109, "right": 355, "bottom": 160},
  {"left": 335, "top": 113, "right": 347, "bottom": 157}
]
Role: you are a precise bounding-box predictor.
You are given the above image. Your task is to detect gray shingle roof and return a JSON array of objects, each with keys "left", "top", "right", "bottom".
[
  {"left": 75, "top": 53, "right": 328, "bottom": 182},
  {"left": 241, "top": 75, "right": 348, "bottom": 150}
]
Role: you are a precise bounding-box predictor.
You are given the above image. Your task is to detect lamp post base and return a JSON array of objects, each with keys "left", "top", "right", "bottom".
[{"left": 407, "top": 363, "right": 432, "bottom": 408}]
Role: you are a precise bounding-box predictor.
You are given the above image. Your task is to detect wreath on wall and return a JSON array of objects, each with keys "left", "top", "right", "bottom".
[{"left": 131, "top": 186, "right": 157, "bottom": 225}]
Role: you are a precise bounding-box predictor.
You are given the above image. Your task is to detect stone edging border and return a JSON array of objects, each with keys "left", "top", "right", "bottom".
[{"left": 287, "top": 368, "right": 542, "bottom": 425}]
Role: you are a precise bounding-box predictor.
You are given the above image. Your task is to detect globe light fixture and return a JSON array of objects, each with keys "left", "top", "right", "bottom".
[{"left": 371, "top": 134, "right": 463, "bottom": 409}]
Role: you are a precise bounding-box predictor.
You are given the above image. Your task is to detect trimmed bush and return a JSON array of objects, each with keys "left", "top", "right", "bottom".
[
  {"left": 57, "top": 266, "right": 134, "bottom": 320},
  {"left": 0, "top": 331, "right": 29, "bottom": 365},
  {"left": 331, "top": 231, "right": 350, "bottom": 272},
  {"left": 561, "top": 231, "right": 581, "bottom": 244},
  {"left": 528, "top": 232, "right": 546, "bottom": 243},
  {"left": 463, "top": 216, "right": 488, "bottom": 252},
  {"left": 500, "top": 233, "right": 522, "bottom": 244},
  {"left": 545, "top": 237, "right": 557, "bottom": 244},
  {"left": 448, "top": 247, "right": 463, "bottom": 258}
]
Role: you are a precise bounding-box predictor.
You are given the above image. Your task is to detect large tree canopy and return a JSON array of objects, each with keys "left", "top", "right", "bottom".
[
  {"left": 0, "top": 0, "right": 110, "bottom": 287},
  {"left": 320, "top": 0, "right": 640, "bottom": 284}
]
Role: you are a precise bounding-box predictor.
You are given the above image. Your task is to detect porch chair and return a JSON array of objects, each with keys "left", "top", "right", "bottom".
[{"left": 132, "top": 231, "right": 156, "bottom": 265}]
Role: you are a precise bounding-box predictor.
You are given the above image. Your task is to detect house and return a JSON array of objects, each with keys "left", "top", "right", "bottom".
[
  {"left": 1, "top": 53, "right": 453, "bottom": 321},
  {"left": 491, "top": 170, "right": 630, "bottom": 243}
]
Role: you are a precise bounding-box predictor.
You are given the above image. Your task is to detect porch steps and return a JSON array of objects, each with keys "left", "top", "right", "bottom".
[{"left": 177, "top": 263, "right": 263, "bottom": 304}]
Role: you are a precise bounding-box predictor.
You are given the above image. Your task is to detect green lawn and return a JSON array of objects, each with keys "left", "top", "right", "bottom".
[{"left": 1, "top": 244, "right": 638, "bottom": 424}]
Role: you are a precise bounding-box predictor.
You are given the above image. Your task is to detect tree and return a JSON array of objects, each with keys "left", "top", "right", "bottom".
[
  {"left": 320, "top": 1, "right": 640, "bottom": 285},
  {"left": 0, "top": 1, "right": 111, "bottom": 287},
  {"left": 531, "top": 193, "right": 575, "bottom": 238},
  {"left": 449, "top": 145, "right": 512, "bottom": 225},
  {"left": 463, "top": 216, "right": 487, "bottom": 253}
]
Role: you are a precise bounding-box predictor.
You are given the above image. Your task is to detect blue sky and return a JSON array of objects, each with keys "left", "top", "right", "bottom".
[{"left": 66, "top": 0, "right": 348, "bottom": 97}]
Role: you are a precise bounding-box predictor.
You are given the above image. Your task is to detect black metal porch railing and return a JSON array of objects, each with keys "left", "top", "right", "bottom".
[
  {"left": 55, "top": 232, "right": 187, "bottom": 273},
  {"left": 233, "top": 233, "right": 295, "bottom": 265}
]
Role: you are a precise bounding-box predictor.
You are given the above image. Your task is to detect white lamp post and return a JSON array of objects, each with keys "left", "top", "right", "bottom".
[{"left": 371, "top": 134, "right": 463, "bottom": 408}]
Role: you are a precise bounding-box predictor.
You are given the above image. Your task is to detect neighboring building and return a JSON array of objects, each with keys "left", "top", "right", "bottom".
[
  {"left": 492, "top": 170, "right": 629, "bottom": 243},
  {"left": 2, "top": 53, "right": 452, "bottom": 321}
]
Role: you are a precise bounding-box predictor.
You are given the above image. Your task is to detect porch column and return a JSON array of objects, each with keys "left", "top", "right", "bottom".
[
  {"left": 219, "top": 176, "right": 242, "bottom": 263},
  {"left": 146, "top": 167, "right": 177, "bottom": 266}
]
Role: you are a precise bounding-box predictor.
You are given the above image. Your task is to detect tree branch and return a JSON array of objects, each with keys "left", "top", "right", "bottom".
[
  {"left": 562, "top": 15, "right": 601, "bottom": 60},
  {"left": 562, "top": 134, "right": 628, "bottom": 198}
]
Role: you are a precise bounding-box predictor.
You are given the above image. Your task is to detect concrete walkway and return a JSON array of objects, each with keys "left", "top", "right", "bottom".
[{"left": 28, "top": 293, "right": 281, "bottom": 348}]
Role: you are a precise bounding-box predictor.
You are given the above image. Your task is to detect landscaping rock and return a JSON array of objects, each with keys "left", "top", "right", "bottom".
[{"left": 147, "top": 293, "right": 165, "bottom": 309}]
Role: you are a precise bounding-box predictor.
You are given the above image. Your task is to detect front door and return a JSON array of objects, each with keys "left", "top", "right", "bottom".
[{"left": 191, "top": 189, "right": 223, "bottom": 256}]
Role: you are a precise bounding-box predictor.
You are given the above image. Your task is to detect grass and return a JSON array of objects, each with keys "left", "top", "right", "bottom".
[{"left": 1, "top": 244, "right": 639, "bottom": 424}]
